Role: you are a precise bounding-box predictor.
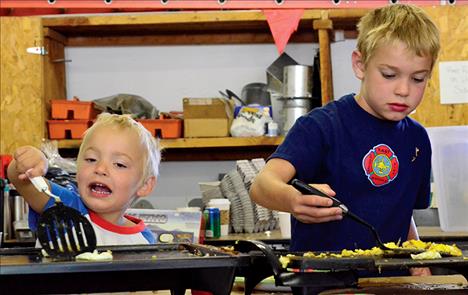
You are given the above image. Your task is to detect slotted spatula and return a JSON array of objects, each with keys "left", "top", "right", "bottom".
[
  {"left": 290, "top": 179, "right": 424, "bottom": 255},
  {"left": 30, "top": 176, "right": 97, "bottom": 258}
]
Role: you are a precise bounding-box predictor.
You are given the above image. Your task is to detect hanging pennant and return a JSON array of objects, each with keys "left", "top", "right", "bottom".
[{"left": 263, "top": 9, "right": 304, "bottom": 54}]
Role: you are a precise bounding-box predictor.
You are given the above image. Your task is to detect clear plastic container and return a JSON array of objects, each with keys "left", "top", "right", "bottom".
[{"left": 427, "top": 126, "right": 468, "bottom": 232}]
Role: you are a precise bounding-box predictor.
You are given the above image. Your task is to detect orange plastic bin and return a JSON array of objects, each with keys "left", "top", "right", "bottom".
[
  {"left": 138, "top": 118, "right": 182, "bottom": 139},
  {"left": 47, "top": 120, "right": 92, "bottom": 139},
  {"left": 51, "top": 100, "right": 99, "bottom": 120}
]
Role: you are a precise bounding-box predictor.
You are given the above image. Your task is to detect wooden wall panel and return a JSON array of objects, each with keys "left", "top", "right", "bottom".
[
  {"left": 410, "top": 6, "right": 468, "bottom": 127},
  {"left": 0, "top": 17, "right": 44, "bottom": 155}
]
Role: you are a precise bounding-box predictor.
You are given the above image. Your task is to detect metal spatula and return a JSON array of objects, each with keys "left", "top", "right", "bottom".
[
  {"left": 290, "top": 179, "right": 424, "bottom": 255},
  {"left": 30, "top": 176, "right": 97, "bottom": 258}
]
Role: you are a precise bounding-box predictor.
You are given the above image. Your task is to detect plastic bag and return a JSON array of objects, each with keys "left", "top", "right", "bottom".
[
  {"left": 40, "top": 140, "right": 78, "bottom": 191},
  {"left": 230, "top": 106, "right": 272, "bottom": 137},
  {"left": 93, "top": 93, "right": 159, "bottom": 119},
  {"left": 40, "top": 140, "right": 76, "bottom": 174}
]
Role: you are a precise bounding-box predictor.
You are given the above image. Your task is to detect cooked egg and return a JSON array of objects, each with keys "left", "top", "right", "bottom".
[
  {"left": 75, "top": 250, "right": 113, "bottom": 261},
  {"left": 411, "top": 250, "right": 442, "bottom": 260}
]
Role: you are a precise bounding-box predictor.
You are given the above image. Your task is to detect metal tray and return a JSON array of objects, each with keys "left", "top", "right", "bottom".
[{"left": 0, "top": 243, "right": 239, "bottom": 295}]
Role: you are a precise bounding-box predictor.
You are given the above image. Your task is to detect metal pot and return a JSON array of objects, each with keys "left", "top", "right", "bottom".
[
  {"left": 282, "top": 98, "right": 311, "bottom": 134},
  {"left": 241, "top": 82, "right": 271, "bottom": 106},
  {"left": 283, "top": 65, "right": 313, "bottom": 98}
]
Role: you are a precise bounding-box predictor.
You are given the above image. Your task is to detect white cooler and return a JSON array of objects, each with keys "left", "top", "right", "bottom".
[{"left": 427, "top": 126, "right": 468, "bottom": 232}]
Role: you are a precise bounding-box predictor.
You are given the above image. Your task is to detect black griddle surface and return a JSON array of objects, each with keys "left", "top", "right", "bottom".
[
  {"left": 283, "top": 250, "right": 468, "bottom": 272},
  {"left": 0, "top": 244, "right": 240, "bottom": 295},
  {"left": 0, "top": 243, "right": 239, "bottom": 275}
]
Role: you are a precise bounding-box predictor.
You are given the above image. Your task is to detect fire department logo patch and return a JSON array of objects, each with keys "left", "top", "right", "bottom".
[{"left": 362, "top": 144, "right": 399, "bottom": 187}]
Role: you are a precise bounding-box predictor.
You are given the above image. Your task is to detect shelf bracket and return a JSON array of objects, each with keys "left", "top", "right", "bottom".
[{"left": 26, "top": 46, "right": 48, "bottom": 56}]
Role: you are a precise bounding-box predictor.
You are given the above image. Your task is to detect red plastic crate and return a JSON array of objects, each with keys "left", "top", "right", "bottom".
[
  {"left": 138, "top": 118, "right": 182, "bottom": 139},
  {"left": 47, "top": 120, "right": 92, "bottom": 139},
  {"left": 0, "top": 154, "right": 13, "bottom": 179},
  {"left": 51, "top": 100, "right": 99, "bottom": 120}
]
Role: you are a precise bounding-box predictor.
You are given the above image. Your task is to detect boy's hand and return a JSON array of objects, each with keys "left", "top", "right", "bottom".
[
  {"left": 13, "top": 146, "right": 48, "bottom": 180},
  {"left": 290, "top": 184, "right": 343, "bottom": 224},
  {"left": 410, "top": 267, "right": 431, "bottom": 276}
]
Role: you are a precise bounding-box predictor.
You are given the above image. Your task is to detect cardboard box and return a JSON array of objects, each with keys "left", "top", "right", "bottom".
[
  {"left": 126, "top": 208, "right": 202, "bottom": 243},
  {"left": 183, "top": 98, "right": 234, "bottom": 138}
]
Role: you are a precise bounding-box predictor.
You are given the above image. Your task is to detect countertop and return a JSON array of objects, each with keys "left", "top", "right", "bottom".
[
  {"left": 205, "top": 226, "right": 468, "bottom": 245},
  {"left": 4, "top": 227, "right": 467, "bottom": 248},
  {"left": 4, "top": 227, "right": 468, "bottom": 248},
  {"left": 418, "top": 226, "right": 468, "bottom": 240},
  {"left": 85, "top": 275, "right": 468, "bottom": 294}
]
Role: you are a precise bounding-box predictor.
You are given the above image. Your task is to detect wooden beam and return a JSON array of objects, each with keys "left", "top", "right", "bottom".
[
  {"left": 66, "top": 31, "right": 316, "bottom": 46},
  {"left": 314, "top": 18, "right": 334, "bottom": 104},
  {"left": 44, "top": 28, "right": 67, "bottom": 45}
]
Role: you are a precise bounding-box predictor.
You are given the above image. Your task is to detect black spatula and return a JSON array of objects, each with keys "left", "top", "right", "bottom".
[
  {"left": 30, "top": 176, "right": 97, "bottom": 259},
  {"left": 290, "top": 179, "right": 424, "bottom": 255}
]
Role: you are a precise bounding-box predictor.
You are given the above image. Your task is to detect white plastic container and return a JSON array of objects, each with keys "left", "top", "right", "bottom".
[
  {"left": 278, "top": 211, "right": 291, "bottom": 238},
  {"left": 207, "top": 199, "right": 231, "bottom": 236},
  {"left": 427, "top": 126, "right": 468, "bottom": 232}
]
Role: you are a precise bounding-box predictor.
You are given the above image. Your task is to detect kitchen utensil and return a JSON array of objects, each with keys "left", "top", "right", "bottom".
[
  {"left": 225, "top": 89, "right": 246, "bottom": 106},
  {"left": 218, "top": 90, "right": 229, "bottom": 100},
  {"left": 290, "top": 179, "right": 424, "bottom": 255},
  {"left": 283, "top": 65, "right": 313, "bottom": 98},
  {"left": 281, "top": 97, "right": 311, "bottom": 134},
  {"left": 29, "top": 176, "right": 96, "bottom": 258},
  {"left": 241, "top": 82, "right": 271, "bottom": 106},
  {"left": 266, "top": 52, "right": 299, "bottom": 93}
]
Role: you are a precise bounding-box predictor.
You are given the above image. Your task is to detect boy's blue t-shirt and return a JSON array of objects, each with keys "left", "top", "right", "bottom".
[
  {"left": 29, "top": 182, "right": 156, "bottom": 245},
  {"left": 271, "top": 94, "right": 431, "bottom": 252}
]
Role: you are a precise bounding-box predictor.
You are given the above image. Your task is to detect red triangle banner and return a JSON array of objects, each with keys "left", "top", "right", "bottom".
[{"left": 263, "top": 9, "right": 304, "bottom": 54}]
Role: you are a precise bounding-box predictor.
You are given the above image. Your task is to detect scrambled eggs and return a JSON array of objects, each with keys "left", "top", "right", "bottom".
[{"left": 278, "top": 240, "right": 464, "bottom": 268}]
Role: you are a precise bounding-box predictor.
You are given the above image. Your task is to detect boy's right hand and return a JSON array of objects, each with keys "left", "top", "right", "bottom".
[
  {"left": 12, "top": 145, "right": 48, "bottom": 180},
  {"left": 289, "top": 183, "right": 344, "bottom": 224}
]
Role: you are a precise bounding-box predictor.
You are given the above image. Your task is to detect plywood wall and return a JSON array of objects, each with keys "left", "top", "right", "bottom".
[
  {"left": 410, "top": 6, "right": 468, "bottom": 127},
  {"left": 0, "top": 17, "right": 45, "bottom": 155}
]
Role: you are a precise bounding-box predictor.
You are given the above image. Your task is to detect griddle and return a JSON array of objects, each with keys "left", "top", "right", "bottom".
[
  {"left": 2, "top": 241, "right": 467, "bottom": 295},
  {"left": 234, "top": 240, "right": 468, "bottom": 295},
  {"left": 0, "top": 243, "right": 239, "bottom": 295}
]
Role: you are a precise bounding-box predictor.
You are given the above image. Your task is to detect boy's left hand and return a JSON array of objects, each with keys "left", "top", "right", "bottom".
[{"left": 409, "top": 267, "right": 431, "bottom": 276}]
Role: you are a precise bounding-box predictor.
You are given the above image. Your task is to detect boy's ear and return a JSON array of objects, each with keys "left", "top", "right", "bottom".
[
  {"left": 136, "top": 176, "right": 157, "bottom": 197},
  {"left": 352, "top": 50, "right": 365, "bottom": 80}
]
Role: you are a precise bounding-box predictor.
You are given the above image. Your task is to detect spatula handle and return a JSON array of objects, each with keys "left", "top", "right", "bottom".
[
  {"left": 290, "top": 179, "right": 348, "bottom": 213},
  {"left": 29, "top": 176, "right": 60, "bottom": 201},
  {"left": 30, "top": 176, "right": 49, "bottom": 192}
]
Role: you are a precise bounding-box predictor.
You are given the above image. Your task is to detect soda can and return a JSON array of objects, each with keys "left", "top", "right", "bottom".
[
  {"left": 204, "top": 207, "right": 221, "bottom": 238},
  {"left": 203, "top": 209, "right": 213, "bottom": 238}
]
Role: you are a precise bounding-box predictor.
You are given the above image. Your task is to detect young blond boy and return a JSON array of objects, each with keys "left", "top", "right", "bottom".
[
  {"left": 8, "top": 113, "right": 161, "bottom": 245},
  {"left": 250, "top": 4, "right": 440, "bottom": 276}
]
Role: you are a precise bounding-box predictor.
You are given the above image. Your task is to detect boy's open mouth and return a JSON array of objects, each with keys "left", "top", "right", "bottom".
[{"left": 89, "top": 182, "right": 112, "bottom": 196}]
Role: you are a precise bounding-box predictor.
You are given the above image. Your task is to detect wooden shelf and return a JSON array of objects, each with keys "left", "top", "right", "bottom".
[
  {"left": 56, "top": 136, "right": 283, "bottom": 161},
  {"left": 57, "top": 136, "right": 283, "bottom": 149},
  {"left": 160, "top": 136, "right": 284, "bottom": 149}
]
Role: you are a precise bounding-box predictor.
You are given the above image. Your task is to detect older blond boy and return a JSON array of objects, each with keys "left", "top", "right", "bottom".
[{"left": 250, "top": 4, "right": 439, "bottom": 276}]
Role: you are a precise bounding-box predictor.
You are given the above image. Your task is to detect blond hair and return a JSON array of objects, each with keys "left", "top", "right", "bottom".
[
  {"left": 78, "top": 113, "right": 161, "bottom": 181},
  {"left": 357, "top": 4, "right": 440, "bottom": 69}
]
